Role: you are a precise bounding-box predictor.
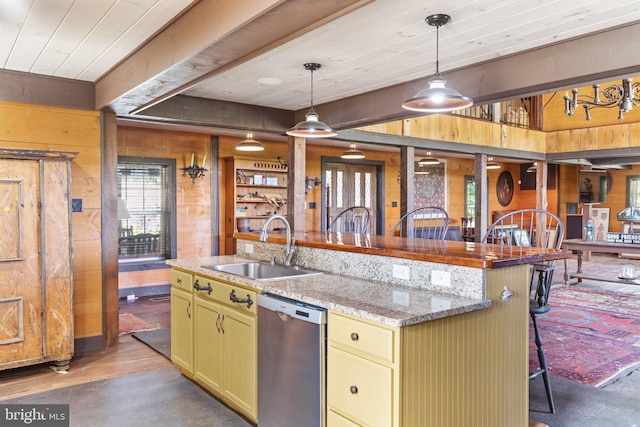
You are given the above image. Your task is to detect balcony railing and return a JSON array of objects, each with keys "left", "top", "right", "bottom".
[{"left": 452, "top": 97, "right": 540, "bottom": 130}]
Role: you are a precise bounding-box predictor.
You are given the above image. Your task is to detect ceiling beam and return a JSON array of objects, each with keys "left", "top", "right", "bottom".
[
  {"left": 0, "top": 69, "right": 94, "bottom": 111},
  {"left": 96, "top": 0, "right": 371, "bottom": 115},
  {"left": 130, "top": 94, "right": 293, "bottom": 135}
]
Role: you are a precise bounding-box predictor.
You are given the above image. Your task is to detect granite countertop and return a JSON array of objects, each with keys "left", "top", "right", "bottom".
[
  {"left": 167, "top": 255, "right": 492, "bottom": 328},
  {"left": 234, "top": 230, "right": 570, "bottom": 269}
]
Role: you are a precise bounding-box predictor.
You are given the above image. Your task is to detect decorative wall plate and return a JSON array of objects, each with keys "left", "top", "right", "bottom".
[{"left": 497, "top": 171, "right": 514, "bottom": 207}]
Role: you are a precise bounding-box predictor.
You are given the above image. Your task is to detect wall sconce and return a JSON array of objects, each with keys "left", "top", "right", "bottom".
[
  {"left": 181, "top": 152, "right": 208, "bottom": 184},
  {"left": 305, "top": 176, "right": 322, "bottom": 193}
]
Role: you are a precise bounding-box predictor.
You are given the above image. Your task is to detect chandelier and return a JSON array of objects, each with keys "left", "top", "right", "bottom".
[{"left": 564, "top": 78, "right": 640, "bottom": 121}]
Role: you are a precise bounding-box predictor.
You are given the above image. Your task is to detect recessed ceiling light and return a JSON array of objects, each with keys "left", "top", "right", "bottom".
[{"left": 257, "top": 77, "right": 283, "bottom": 86}]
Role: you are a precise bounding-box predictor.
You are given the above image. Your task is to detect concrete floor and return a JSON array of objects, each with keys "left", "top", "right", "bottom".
[
  {"left": 3, "top": 254, "right": 640, "bottom": 426},
  {"left": 3, "top": 366, "right": 253, "bottom": 427}
]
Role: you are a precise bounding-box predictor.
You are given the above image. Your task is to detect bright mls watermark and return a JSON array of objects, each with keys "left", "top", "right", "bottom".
[{"left": 0, "top": 405, "right": 69, "bottom": 426}]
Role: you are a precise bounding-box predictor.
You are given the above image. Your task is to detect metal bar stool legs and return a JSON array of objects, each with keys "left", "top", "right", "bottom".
[{"left": 530, "top": 312, "right": 556, "bottom": 414}]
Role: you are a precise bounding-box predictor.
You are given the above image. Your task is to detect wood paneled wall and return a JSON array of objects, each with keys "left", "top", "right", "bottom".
[
  {"left": 117, "top": 127, "right": 213, "bottom": 290},
  {"left": 0, "top": 100, "right": 102, "bottom": 339}
]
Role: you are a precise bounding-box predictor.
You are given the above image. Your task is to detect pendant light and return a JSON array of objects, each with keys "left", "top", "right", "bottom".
[
  {"left": 286, "top": 63, "right": 337, "bottom": 138},
  {"left": 402, "top": 14, "right": 473, "bottom": 113},
  {"left": 235, "top": 133, "right": 264, "bottom": 151},
  {"left": 341, "top": 143, "right": 365, "bottom": 159},
  {"left": 417, "top": 151, "right": 440, "bottom": 165},
  {"left": 486, "top": 157, "right": 501, "bottom": 170}
]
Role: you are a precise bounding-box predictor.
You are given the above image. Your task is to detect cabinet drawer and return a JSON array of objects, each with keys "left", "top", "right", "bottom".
[
  {"left": 193, "top": 275, "right": 257, "bottom": 316},
  {"left": 215, "top": 281, "right": 258, "bottom": 315},
  {"left": 171, "top": 269, "right": 193, "bottom": 293},
  {"left": 329, "top": 313, "right": 395, "bottom": 363},
  {"left": 327, "top": 346, "right": 393, "bottom": 427}
]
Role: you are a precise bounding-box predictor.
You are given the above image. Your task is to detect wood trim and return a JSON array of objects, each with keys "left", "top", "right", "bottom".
[
  {"left": 288, "top": 136, "right": 306, "bottom": 231},
  {"left": 103, "top": 112, "right": 118, "bottom": 347},
  {"left": 0, "top": 147, "right": 77, "bottom": 160},
  {"left": 210, "top": 136, "right": 220, "bottom": 255}
]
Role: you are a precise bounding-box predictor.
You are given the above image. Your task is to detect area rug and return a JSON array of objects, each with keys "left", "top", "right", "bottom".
[
  {"left": 132, "top": 328, "right": 171, "bottom": 360},
  {"left": 119, "top": 312, "right": 157, "bottom": 335},
  {"left": 530, "top": 286, "right": 640, "bottom": 387}
]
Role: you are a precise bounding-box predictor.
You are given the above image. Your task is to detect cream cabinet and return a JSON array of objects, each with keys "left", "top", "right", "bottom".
[
  {"left": 327, "top": 312, "right": 400, "bottom": 427},
  {"left": 0, "top": 149, "right": 76, "bottom": 372},
  {"left": 169, "top": 269, "right": 258, "bottom": 422},
  {"left": 327, "top": 265, "right": 530, "bottom": 427},
  {"left": 224, "top": 156, "right": 287, "bottom": 253},
  {"left": 170, "top": 269, "right": 193, "bottom": 373}
]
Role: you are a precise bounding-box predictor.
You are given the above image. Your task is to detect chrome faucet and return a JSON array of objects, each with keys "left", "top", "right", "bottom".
[{"left": 259, "top": 214, "right": 296, "bottom": 266}]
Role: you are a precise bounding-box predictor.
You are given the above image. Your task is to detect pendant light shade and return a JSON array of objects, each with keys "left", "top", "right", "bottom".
[
  {"left": 287, "top": 63, "right": 337, "bottom": 138},
  {"left": 341, "top": 143, "right": 365, "bottom": 159},
  {"left": 417, "top": 151, "right": 440, "bottom": 165},
  {"left": 402, "top": 14, "right": 473, "bottom": 113},
  {"left": 236, "top": 133, "right": 264, "bottom": 151},
  {"left": 486, "top": 157, "right": 501, "bottom": 170}
]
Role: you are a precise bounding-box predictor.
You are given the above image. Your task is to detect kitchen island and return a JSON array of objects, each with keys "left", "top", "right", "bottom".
[{"left": 167, "top": 231, "right": 568, "bottom": 427}]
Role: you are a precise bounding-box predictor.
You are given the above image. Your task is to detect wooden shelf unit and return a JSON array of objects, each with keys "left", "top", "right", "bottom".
[{"left": 225, "top": 157, "right": 288, "bottom": 254}]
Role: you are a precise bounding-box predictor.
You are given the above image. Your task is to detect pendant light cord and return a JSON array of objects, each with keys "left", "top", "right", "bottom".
[
  {"left": 434, "top": 23, "right": 440, "bottom": 76},
  {"left": 309, "top": 67, "right": 315, "bottom": 111}
]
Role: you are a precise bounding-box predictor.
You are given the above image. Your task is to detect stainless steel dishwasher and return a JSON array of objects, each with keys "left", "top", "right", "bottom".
[{"left": 257, "top": 293, "right": 327, "bottom": 427}]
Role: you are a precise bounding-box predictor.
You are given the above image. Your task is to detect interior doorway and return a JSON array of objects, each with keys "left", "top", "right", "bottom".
[{"left": 321, "top": 157, "right": 385, "bottom": 234}]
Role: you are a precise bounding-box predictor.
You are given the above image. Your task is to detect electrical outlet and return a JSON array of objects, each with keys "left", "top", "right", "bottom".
[
  {"left": 431, "top": 296, "right": 451, "bottom": 311},
  {"left": 245, "top": 243, "right": 254, "bottom": 254},
  {"left": 392, "top": 264, "right": 410, "bottom": 280},
  {"left": 72, "top": 198, "right": 83, "bottom": 212},
  {"left": 431, "top": 270, "right": 451, "bottom": 287},
  {"left": 392, "top": 290, "right": 410, "bottom": 306}
]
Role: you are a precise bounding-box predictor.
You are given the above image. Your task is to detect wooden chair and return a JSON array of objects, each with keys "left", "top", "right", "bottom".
[
  {"left": 390, "top": 206, "right": 450, "bottom": 240},
  {"left": 329, "top": 206, "right": 371, "bottom": 234},
  {"left": 482, "top": 209, "right": 564, "bottom": 414}
]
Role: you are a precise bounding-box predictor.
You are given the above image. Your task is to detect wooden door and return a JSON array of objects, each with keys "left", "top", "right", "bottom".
[
  {"left": 325, "top": 162, "right": 377, "bottom": 232},
  {"left": 0, "top": 159, "right": 43, "bottom": 364}
]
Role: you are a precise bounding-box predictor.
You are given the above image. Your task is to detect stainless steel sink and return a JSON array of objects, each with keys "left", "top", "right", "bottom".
[{"left": 202, "top": 261, "right": 322, "bottom": 281}]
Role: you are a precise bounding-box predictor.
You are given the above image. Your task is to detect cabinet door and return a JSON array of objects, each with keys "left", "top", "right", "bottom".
[
  {"left": 222, "top": 307, "right": 257, "bottom": 419},
  {"left": 0, "top": 160, "right": 43, "bottom": 365},
  {"left": 194, "top": 297, "right": 223, "bottom": 393},
  {"left": 170, "top": 288, "right": 193, "bottom": 373}
]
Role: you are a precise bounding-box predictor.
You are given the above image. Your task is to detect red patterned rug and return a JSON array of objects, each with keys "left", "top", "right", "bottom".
[
  {"left": 119, "top": 312, "right": 157, "bottom": 335},
  {"left": 530, "top": 286, "right": 640, "bottom": 387}
]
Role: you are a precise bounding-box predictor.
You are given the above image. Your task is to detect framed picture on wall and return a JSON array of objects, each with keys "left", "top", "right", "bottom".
[{"left": 496, "top": 171, "right": 514, "bottom": 207}]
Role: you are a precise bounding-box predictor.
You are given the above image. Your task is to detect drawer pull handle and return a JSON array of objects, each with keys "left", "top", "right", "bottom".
[
  {"left": 350, "top": 332, "right": 359, "bottom": 341},
  {"left": 176, "top": 278, "right": 182, "bottom": 284},
  {"left": 350, "top": 386, "right": 358, "bottom": 394},
  {"left": 193, "top": 279, "right": 213, "bottom": 295},
  {"left": 229, "top": 289, "right": 254, "bottom": 308}
]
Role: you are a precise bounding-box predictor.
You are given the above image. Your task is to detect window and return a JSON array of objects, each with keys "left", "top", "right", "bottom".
[
  {"left": 464, "top": 175, "right": 475, "bottom": 223},
  {"left": 118, "top": 156, "right": 176, "bottom": 269},
  {"left": 627, "top": 175, "right": 640, "bottom": 207}
]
